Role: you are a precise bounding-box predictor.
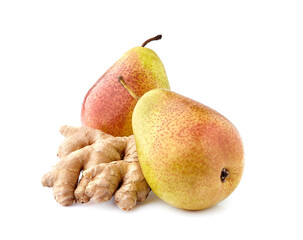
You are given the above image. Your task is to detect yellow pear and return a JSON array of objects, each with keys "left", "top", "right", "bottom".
[{"left": 81, "top": 35, "right": 170, "bottom": 137}]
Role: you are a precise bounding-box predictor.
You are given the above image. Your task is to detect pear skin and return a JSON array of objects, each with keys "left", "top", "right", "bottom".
[
  {"left": 81, "top": 36, "right": 170, "bottom": 137},
  {"left": 132, "top": 89, "right": 244, "bottom": 210}
]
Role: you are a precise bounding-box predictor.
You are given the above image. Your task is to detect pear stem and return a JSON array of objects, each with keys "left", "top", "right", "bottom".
[
  {"left": 141, "top": 35, "right": 162, "bottom": 47},
  {"left": 118, "top": 76, "right": 140, "bottom": 101}
]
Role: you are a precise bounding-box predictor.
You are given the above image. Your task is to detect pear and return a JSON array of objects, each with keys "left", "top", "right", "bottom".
[
  {"left": 81, "top": 35, "right": 170, "bottom": 137},
  {"left": 119, "top": 78, "right": 244, "bottom": 210}
]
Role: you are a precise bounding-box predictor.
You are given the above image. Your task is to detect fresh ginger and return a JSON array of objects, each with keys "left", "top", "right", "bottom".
[{"left": 41, "top": 125, "right": 150, "bottom": 210}]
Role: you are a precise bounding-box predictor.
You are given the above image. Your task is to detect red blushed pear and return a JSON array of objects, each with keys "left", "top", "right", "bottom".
[
  {"left": 119, "top": 77, "right": 244, "bottom": 210},
  {"left": 81, "top": 35, "right": 170, "bottom": 137}
]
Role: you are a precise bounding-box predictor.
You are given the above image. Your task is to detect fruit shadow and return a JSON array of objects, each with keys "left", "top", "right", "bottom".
[
  {"left": 73, "top": 191, "right": 227, "bottom": 214},
  {"left": 139, "top": 191, "right": 227, "bottom": 214}
]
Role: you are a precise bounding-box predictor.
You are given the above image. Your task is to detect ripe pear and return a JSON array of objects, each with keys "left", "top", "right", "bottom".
[
  {"left": 81, "top": 35, "right": 170, "bottom": 137},
  {"left": 119, "top": 79, "right": 244, "bottom": 210}
]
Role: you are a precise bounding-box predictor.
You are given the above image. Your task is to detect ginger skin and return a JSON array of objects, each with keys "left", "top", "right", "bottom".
[{"left": 42, "top": 125, "right": 150, "bottom": 210}]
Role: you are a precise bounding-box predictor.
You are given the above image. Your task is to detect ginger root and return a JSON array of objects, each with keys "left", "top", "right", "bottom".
[{"left": 42, "top": 125, "right": 150, "bottom": 210}]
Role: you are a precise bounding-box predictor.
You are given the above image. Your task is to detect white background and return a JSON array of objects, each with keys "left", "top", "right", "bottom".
[{"left": 1, "top": 0, "right": 302, "bottom": 239}]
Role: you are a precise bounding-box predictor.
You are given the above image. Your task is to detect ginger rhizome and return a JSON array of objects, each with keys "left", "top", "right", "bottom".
[{"left": 41, "top": 125, "right": 150, "bottom": 211}]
